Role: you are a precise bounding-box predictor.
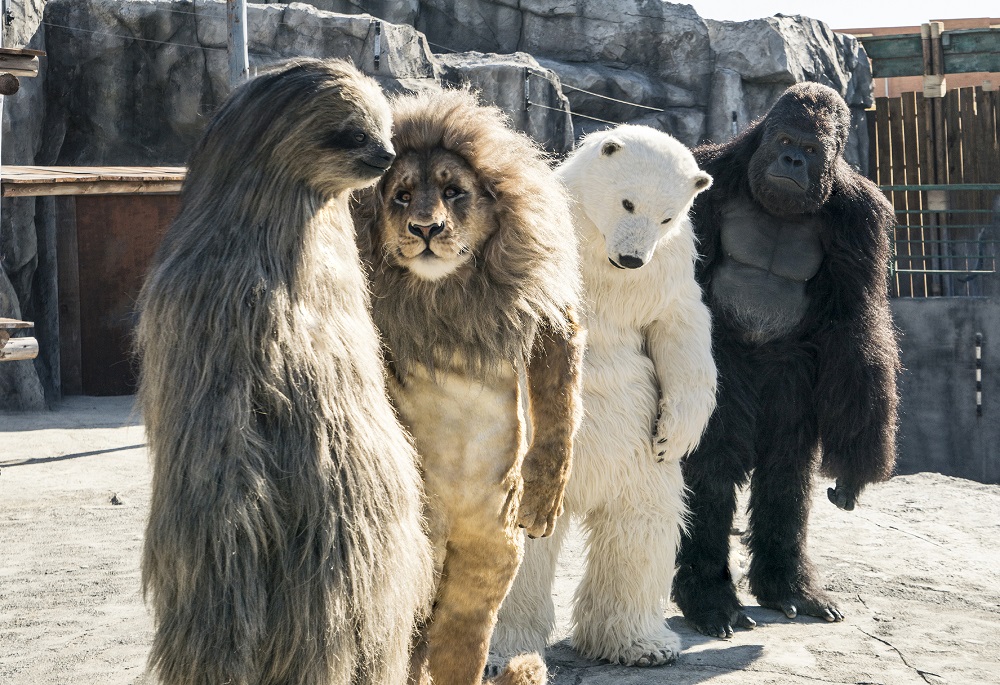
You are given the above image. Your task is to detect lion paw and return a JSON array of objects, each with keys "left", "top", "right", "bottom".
[{"left": 517, "top": 482, "right": 563, "bottom": 538}]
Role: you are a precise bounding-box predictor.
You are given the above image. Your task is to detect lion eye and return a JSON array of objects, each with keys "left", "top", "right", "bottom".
[
  {"left": 622, "top": 199, "right": 635, "bottom": 213},
  {"left": 353, "top": 131, "right": 368, "bottom": 144},
  {"left": 394, "top": 190, "right": 411, "bottom": 205},
  {"left": 443, "top": 186, "right": 464, "bottom": 199},
  {"left": 661, "top": 217, "right": 672, "bottom": 225}
]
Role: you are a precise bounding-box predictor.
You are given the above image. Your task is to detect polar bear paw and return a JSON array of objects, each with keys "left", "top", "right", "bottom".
[{"left": 576, "top": 626, "right": 682, "bottom": 667}]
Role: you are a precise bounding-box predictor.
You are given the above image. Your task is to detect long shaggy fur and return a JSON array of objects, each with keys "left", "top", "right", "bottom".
[
  {"left": 136, "top": 59, "right": 433, "bottom": 685},
  {"left": 674, "top": 82, "right": 900, "bottom": 636},
  {"left": 355, "top": 90, "right": 580, "bottom": 379},
  {"left": 493, "top": 125, "right": 717, "bottom": 667},
  {"left": 355, "top": 88, "right": 584, "bottom": 685}
]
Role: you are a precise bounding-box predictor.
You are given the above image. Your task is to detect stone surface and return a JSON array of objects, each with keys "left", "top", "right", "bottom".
[
  {"left": 1, "top": 396, "right": 999, "bottom": 684},
  {"left": 437, "top": 51, "right": 573, "bottom": 152},
  {"left": 0, "top": 0, "right": 877, "bottom": 408}
]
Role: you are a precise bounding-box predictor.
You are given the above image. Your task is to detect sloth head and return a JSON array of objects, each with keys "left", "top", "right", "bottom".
[{"left": 186, "top": 58, "right": 395, "bottom": 200}]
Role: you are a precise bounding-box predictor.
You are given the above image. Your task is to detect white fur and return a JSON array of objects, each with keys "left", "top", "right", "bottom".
[{"left": 492, "top": 125, "right": 717, "bottom": 666}]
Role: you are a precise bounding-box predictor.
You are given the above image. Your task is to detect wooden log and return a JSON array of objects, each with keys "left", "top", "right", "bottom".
[
  {"left": 0, "top": 73, "right": 18, "bottom": 96},
  {"left": 0, "top": 54, "right": 39, "bottom": 78},
  {"left": 0, "top": 336, "right": 39, "bottom": 362}
]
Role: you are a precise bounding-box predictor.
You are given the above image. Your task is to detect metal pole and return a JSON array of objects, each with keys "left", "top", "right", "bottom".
[
  {"left": 227, "top": 0, "right": 249, "bottom": 88},
  {"left": 1, "top": 8, "right": 6, "bottom": 245}
]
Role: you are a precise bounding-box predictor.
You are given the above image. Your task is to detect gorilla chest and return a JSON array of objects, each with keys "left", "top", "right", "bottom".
[{"left": 711, "top": 199, "right": 824, "bottom": 340}]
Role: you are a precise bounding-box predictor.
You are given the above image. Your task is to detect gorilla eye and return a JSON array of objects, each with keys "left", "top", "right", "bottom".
[
  {"left": 394, "top": 190, "right": 411, "bottom": 205},
  {"left": 661, "top": 217, "right": 673, "bottom": 225},
  {"left": 779, "top": 137, "right": 791, "bottom": 145},
  {"left": 804, "top": 145, "right": 817, "bottom": 155},
  {"left": 443, "top": 186, "right": 465, "bottom": 199},
  {"left": 622, "top": 199, "right": 635, "bottom": 213},
  {"left": 353, "top": 131, "right": 368, "bottom": 144}
]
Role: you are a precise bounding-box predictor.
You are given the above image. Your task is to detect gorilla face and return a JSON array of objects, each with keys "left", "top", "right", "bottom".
[{"left": 748, "top": 122, "right": 837, "bottom": 217}]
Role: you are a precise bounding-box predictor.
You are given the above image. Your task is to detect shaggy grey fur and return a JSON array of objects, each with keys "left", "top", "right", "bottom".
[{"left": 136, "top": 59, "right": 433, "bottom": 685}]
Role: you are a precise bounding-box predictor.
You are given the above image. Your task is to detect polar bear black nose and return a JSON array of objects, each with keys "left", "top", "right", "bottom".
[{"left": 617, "top": 255, "right": 644, "bottom": 269}]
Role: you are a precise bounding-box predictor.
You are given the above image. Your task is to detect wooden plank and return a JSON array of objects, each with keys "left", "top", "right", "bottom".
[
  {"left": 0, "top": 318, "right": 33, "bottom": 329},
  {"left": 1, "top": 165, "right": 186, "bottom": 186},
  {"left": 943, "top": 89, "right": 962, "bottom": 183},
  {"left": 74, "top": 194, "right": 180, "bottom": 395},
  {"left": 3, "top": 180, "right": 183, "bottom": 197},
  {"left": 901, "top": 92, "right": 924, "bottom": 297},
  {"left": 56, "top": 197, "right": 82, "bottom": 396},
  {"left": 873, "top": 97, "right": 903, "bottom": 296},
  {"left": 0, "top": 337, "right": 38, "bottom": 362},
  {"left": 959, "top": 88, "right": 977, "bottom": 182},
  {"left": 0, "top": 47, "right": 45, "bottom": 57}
]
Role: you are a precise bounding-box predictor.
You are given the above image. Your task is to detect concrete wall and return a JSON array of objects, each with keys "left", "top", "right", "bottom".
[{"left": 892, "top": 298, "right": 999, "bottom": 483}]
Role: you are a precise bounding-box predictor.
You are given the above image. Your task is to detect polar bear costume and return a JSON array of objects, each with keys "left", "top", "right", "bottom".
[{"left": 491, "top": 125, "right": 717, "bottom": 667}]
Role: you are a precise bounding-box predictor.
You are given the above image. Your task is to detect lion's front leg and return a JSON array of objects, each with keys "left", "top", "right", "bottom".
[{"left": 520, "top": 311, "right": 585, "bottom": 538}]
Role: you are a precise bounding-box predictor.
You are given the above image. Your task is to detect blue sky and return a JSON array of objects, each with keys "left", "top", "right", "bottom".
[{"left": 684, "top": 1, "right": 997, "bottom": 30}]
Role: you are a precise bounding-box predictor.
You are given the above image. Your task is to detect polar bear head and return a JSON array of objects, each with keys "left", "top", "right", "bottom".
[{"left": 558, "top": 124, "right": 711, "bottom": 270}]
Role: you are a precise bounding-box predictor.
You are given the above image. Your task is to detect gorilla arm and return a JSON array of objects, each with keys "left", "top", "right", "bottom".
[
  {"left": 518, "top": 308, "right": 585, "bottom": 538},
  {"left": 647, "top": 282, "right": 718, "bottom": 462},
  {"left": 811, "top": 171, "right": 900, "bottom": 509}
]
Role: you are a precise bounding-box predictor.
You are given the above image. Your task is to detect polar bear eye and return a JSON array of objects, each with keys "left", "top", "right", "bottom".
[
  {"left": 622, "top": 199, "right": 635, "bottom": 213},
  {"left": 661, "top": 217, "right": 673, "bottom": 225}
]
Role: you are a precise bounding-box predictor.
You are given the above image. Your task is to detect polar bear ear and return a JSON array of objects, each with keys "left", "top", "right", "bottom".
[
  {"left": 694, "top": 171, "right": 712, "bottom": 191},
  {"left": 601, "top": 138, "right": 623, "bottom": 156}
]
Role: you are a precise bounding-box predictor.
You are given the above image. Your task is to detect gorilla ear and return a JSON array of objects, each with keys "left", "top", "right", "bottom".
[
  {"left": 694, "top": 172, "right": 712, "bottom": 192},
  {"left": 601, "top": 138, "right": 623, "bottom": 156}
]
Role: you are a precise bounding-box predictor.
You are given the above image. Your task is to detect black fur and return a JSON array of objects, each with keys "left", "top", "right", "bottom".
[{"left": 675, "top": 83, "right": 900, "bottom": 636}]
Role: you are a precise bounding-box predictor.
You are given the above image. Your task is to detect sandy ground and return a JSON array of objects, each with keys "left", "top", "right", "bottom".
[{"left": 1, "top": 396, "right": 999, "bottom": 685}]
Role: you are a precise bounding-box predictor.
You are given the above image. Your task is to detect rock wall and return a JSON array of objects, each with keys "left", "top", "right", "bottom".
[{"left": 0, "top": 0, "right": 874, "bottom": 408}]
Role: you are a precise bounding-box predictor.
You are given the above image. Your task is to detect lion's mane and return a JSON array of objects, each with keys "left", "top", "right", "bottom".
[{"left": 355, "top": 88, "right": 582, "bottom": 377}]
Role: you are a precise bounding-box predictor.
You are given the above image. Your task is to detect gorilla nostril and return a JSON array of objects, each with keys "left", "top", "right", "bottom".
[{"left": 617, "top": 255, "right": 644, "bottom": 269}]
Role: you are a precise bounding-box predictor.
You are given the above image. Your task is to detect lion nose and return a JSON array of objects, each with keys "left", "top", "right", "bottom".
[
  {"left": 616, "top": 254, "right": 644, "bottom": 269},
  {"left": 408, "top": 222, "right": 445, "bottom": 240}
]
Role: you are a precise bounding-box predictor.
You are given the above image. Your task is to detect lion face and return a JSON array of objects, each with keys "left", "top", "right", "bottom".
[{"left": 378, "top": 149, "right": 494, "bottom": 282}]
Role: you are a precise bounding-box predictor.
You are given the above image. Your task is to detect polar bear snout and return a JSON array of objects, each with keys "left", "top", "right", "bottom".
[{"left": 612, "top": 254, "right": 645, "bottom": 269}]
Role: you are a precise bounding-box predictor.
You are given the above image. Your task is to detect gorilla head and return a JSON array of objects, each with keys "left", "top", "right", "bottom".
[{"left": 748, "top": 83, "right": 851, "bottom": 217}]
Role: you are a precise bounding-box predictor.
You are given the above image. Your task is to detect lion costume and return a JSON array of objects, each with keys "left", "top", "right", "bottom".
[{"left": 354, "top": 88, "right": 585, "bottom": 685}]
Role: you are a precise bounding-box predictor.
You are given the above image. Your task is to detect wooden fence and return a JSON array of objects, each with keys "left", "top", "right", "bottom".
[{"left": 868, "top": 86, "right": 1000, "bottom": 297}]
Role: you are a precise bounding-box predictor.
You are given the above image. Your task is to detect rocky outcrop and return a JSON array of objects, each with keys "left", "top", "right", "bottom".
[{"left": 0, "top": 0, "right": 875, "bottom": 408}]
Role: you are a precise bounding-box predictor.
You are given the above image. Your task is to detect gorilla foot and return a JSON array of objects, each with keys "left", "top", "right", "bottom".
[
  {"left": 758, "top": 588, "right": 843, "bottom": 623},
  {"left": 674, "top": 572, "right": 754, "bottom": 639}
]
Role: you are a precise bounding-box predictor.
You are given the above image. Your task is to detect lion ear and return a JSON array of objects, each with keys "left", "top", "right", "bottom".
[{"left": 601, "top": 138, "right": 623, "bottom": 156}]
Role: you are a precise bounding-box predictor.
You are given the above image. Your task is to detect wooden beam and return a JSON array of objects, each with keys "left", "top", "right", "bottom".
[
  {"left": 3, "top": 180, "right": 183, "bottom": 197},
  {"left": 859, "top": 28, "right": 1000, "bottom": 78},
  {"left": 227, "top": 0, "right": 249, "bottom": 87}
]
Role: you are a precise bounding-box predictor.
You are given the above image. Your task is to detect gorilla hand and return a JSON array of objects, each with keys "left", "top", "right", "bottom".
[{"left": 827, "top": 480, "right": 859, "bottom": 511}]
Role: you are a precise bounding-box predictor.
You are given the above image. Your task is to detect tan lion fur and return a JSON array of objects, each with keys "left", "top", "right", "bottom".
[
  {"left": 136, "top": 59, "right": 433, "bottom": 685},
  {"left": 354, "top": 88, "right": 585, "bottom": 685}
]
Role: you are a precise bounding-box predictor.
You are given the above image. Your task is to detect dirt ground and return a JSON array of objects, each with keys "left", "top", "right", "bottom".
[{"left": 2, "top": 396, "right": 998, "bottom": 685}]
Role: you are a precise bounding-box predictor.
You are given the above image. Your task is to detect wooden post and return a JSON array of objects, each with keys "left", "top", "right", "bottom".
[
  {"left": 227, "top": 0, "right": 249, "bottom": 88},
  {"left": 930, "top": 21, "right": 950, "bottom": 295}
]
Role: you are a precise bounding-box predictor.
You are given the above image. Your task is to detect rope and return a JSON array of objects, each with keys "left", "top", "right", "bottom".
[
  {"left": 557, "top": 81, "right": 664, "bottom": 112},
  {"left": 527, "top": 100, "right": 619, "bottom": 126}
]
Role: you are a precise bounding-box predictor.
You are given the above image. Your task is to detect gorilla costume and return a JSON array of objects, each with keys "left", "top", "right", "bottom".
[{"left": 674, "top": 82, "right": 900, "bottom": 637}]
